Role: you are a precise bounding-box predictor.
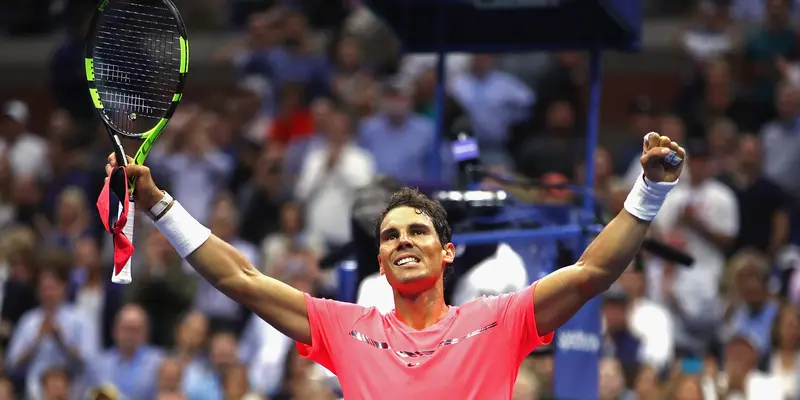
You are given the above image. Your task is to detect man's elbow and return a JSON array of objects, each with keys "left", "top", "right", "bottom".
[{"left": 572, "top": 262, "right": 614, "bottom": 300}]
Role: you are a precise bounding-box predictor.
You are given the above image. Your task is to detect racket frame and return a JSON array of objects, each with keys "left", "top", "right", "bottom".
[{"left": 85, "top": 0, "right": 190, "bottom": 184}]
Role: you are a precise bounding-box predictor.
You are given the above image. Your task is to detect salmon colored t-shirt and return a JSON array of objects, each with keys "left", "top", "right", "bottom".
[{"left": 297, "top": 281, "right": 554, "bottom": 399}]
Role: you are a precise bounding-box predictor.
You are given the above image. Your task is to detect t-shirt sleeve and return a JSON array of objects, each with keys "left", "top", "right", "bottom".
[
  {"left": 484, "top": 281, "right": 554, "bottom": 358},
  {"left": 296, "top": 293, "right": 368, "bottom": 374}
]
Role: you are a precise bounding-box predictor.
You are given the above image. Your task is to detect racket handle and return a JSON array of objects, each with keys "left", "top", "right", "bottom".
[{"left": 112, "top": 201, "right": 134, "bottom": 284}]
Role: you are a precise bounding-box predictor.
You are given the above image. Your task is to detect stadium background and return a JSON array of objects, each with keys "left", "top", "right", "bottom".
[{"left": 1, "top": 0, "right": 800, "bottom": 399}]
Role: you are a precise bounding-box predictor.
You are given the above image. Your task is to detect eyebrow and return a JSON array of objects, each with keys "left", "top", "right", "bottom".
[{"left": 380, "top": 223, "right": 432, "bottom": 238}]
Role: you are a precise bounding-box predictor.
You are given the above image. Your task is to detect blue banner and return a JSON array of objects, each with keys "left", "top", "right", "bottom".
[{"left": 554, "top": 297, "right": 602, "bottom": 399}]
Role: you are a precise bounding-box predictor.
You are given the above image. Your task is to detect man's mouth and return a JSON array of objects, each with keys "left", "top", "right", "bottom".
[{"left": 394, "top": 256, "right": 421, "bottom": 267}]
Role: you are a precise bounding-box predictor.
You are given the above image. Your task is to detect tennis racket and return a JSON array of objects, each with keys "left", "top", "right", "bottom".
[{"left": 85, "top": 0, "right": 189, "bottom": 284}]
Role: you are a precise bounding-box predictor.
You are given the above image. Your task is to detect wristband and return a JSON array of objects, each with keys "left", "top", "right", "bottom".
[
  {"left": 147, "top": 191, "right": 173, "bottom": 221},
  {"left": 623, "top": 174, "right": 678, "bottom": 221},
  {"left": 153, "top": 201, "right": 211, "bottom": 258}
]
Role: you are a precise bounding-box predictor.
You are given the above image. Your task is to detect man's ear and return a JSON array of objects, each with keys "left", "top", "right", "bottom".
[
  {"left": 377, "top": 255, "right": 385, "bottom": 275},
  {"left": 442, "top": 243, "right": 455, "bottom": 264}
]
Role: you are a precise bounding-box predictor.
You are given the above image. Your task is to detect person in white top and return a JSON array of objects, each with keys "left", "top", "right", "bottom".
[
  {"left": 769, "top": 303, "right": 800, "bottom": 400},
  {"left": 703, "top": 333, "right": 781, "bottom": 400},
  {"left": 295, "top": 108, "right": 375, "bottom": 250},
  {"left": 0, "top": 100, "right": 48, "bottom": 179},
  {"left": 651, "top": 137, "right": 739, "bottom": 301},
  {"left": 617, "top": 262, "right": 674, "bottom": 370}
]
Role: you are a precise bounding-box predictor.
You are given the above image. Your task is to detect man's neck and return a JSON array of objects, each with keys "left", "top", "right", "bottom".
[
  {"left": 392, "top": 283, "right": 449, "bottom": 331},
  {"left": 119, "top": 346, "right": 139, "bottom": 360}
]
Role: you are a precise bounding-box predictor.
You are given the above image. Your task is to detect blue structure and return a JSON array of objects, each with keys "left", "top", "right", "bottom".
[{"left": 358, "top": 1, "right": 642, "bottom": 398}]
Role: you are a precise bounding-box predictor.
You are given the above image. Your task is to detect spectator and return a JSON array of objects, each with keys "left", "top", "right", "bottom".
[
  {"left": 268, "top": 82, "right": 316, "bottom": 146},
  {"left": 192, "top": 193, "right": 258, "bottom": 334},
  {"left": 69, "top": 236, "right": 123, "bottom": 352},
  {"left": 743, "top": 0, "right": 797, "bottom": 107},
  {"left": 156, "top": 357, "right": 185, "bottom": 397},
  {"left": 681, "top": 1, "right": 736, "bottom": 65},
  {"left": 260, "top": 202, "right": 324, "bottom": 272},
  {"left": 183, "top": 331, "right": 240, "bottom": 400},
  {"left": 271, "top": 347, "right": 335, "bottom": 400},
  {"left": 296, "top": 108, "right": 375, "bottom": 249},
  {"left": 149, "top": 109, "right": 235, "bottom": 224},
  {"left": 761, "top": 82, "right": 800, "bottom": 199},
  {"left": 90, "top": 304, "right": 163, "bottom": 400},
  {"left": 358, "top": 81, "right": 440, "bottom": 182},
  {"left": 221, "top": 363, "right": 264, "bottom": 400},
  {"left": 238, "top": 313, "right": 293, "bottom": 396},
  {"left": 601, "top": 289, "right": 642, "bottom": 385},
  {"left": 710, "top": 333, "right": 781, "bottom": 398},
  {"left": 723, "top": 249, "right": 779, "bottom": 362},
  {"left": 769, "top": 303, "right": 800, "bottom": 398},
  {"left": 126, "top": 230, "right": 196, "bottom": 348},
  {"left": 40, "top": 366, "right": 72, "bottom": 400},
  {"left": 718, "top": 134, "right": 791, "bottom": 257},
  {"left": 6, "top": 259, "right": 91, "bottom": 400},
  {"left": 0, "top": 226, "right": 39, "bottom": 350},
  {"left": 652, "top": 137, "right": 739, "bottom": 304},
  {"left": 0, "top": 100, "right": 48, "bottom": 180},
  {"left": 237, "top": 146, "right": 286, "bottom": 245},
  {"left": 451, "top": 54, "right": 535, "bottom": 168},
  {"left": 172, "top": 311, "right": 209, "bottom": 372},
  {"left": 618, "top": 263, "right": 675, "bottom": 371}
]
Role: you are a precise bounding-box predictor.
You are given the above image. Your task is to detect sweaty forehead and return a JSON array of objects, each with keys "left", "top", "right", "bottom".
[{"left": 380, "top": 206, "right": 433, "bottom": 230}]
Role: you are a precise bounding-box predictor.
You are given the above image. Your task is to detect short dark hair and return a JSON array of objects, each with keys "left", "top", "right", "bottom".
[{"left": 374, "top": 187, "right": 452, "bottom": 248}]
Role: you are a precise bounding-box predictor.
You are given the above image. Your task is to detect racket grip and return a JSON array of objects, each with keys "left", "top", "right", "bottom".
[{"left": 112, "top": 201, "right": 134, "bottom": 284}]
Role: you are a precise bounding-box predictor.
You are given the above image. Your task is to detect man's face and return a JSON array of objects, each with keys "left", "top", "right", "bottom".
[{"left": 377, "top": 206, "right": 454, "bottom": 293}]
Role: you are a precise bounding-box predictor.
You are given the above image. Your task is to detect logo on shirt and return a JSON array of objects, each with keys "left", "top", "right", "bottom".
[{"left": 349, "top": 321, "right": 498, "bottom": 367}]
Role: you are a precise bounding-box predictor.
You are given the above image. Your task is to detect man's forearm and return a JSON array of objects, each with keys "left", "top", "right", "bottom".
[
  {"left": 576, "top": 210, "right": 650, "bottom": 295},
  {"left": 154, "top": 200, "right": 311, "bottom": 343}
]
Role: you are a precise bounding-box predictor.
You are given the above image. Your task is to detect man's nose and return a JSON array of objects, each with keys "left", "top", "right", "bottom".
[{"left": 396, "top": 233, "right": 413, "bottom": 249}]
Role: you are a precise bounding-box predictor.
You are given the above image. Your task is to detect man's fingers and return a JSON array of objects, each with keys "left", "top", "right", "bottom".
[
  {"left": 676, "top": 146, "right": 686, "bottom": 160},
  {"left": 658, "top": 136, "right": 671, "bottom": 148},
  {"left": 645, "top": 132, "right": 661, "bottom": 151},
  {"left": 641, "top": 147, "right": 670, "bottom": 165}
]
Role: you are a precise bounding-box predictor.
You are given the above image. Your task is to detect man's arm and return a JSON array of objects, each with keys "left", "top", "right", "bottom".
[
  {"left": 533, "top": 133, "right": 685, "bottom": 335},
  {"left": 533, "top": 211, "right": 649, "bottom": 334},
  {"left": 106, "top": 154, "right": 312, "bottom": 345},
  {"left": 185, "top": 234, "right": 311, "bottom": 344}
]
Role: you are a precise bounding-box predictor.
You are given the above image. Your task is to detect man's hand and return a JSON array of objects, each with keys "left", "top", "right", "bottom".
[
  {"left": 106, "top": 153, "right": 164, "bottom": 210},
  {"left": 640, "top": 132, "right": 685, "bottom": 183}
]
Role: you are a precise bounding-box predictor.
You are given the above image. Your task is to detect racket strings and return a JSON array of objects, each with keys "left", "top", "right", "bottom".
[{"left": 92, "top": 0, "right": 182, "bottom": 136}]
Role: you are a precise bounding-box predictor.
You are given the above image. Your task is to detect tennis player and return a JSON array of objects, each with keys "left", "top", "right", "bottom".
[{"left": 105, "top": 132, "right": 683, "bottom": 399}]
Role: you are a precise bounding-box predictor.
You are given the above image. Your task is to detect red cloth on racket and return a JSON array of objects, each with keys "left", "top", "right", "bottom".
[{"left": 97, "top": 166, "right": 134, "bottom": 276}]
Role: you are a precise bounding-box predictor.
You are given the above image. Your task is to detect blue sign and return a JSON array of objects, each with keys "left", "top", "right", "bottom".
[{"left": 554, "top": 297, "right": 602, "bottom": 399}]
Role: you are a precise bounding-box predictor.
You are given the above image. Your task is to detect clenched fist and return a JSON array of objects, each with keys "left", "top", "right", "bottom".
[
  {"left": 106, "top": 153, "right": 164, "bottom": 210},
  {"left": 640, "top": 132, "right": 685, "bottom": 183}
]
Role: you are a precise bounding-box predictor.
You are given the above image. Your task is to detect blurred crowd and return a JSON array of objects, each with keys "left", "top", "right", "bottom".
[{"left": 3, "top": 0, "right": 800, "bottom": 399}]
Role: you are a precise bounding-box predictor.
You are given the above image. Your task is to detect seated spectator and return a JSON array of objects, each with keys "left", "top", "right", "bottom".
[
  {"left": 171, "top": 311, "right": 209, "bottom": 372},
  {"left": 89, "top": 304, "right": 163, "bottom": 400},
  {"left": 221, "top": 363, "right": 264, "bottom": 400},
  {"left": 157, "top": 357, "right": 185, "bottom": 397},
  {"left": 41, "top": 366, "right": 72, "bottom": 400},
  {"left": 707, "top": 333, "right": 781, "bottom": 398},
  {"left": 724, "top": 249, "right": 779, "bottom": 362},
  {"left": 183, "top": 331, "right": 240, "bottom": 400},
  {"left": 768, "top": 303, "right": 800, "bottom": 398},
  {"left": 6, "top": 259, "right": 91, "bottom": 400},
  {"left": 268, "top": 82, "right": 315, "bottom": 146}
]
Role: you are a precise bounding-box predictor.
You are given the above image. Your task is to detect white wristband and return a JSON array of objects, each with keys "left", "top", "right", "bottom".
[
  {"left": 623, "top": 174, "right": 678, "bottom": 221},
  {"left": 153, "top": 201, "right": 211, "bottom": 258}
]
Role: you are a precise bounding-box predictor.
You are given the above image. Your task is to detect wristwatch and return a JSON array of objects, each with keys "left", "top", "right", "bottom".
[{"left": 147, "top": 190, "right": 174, "bottom": 221}]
